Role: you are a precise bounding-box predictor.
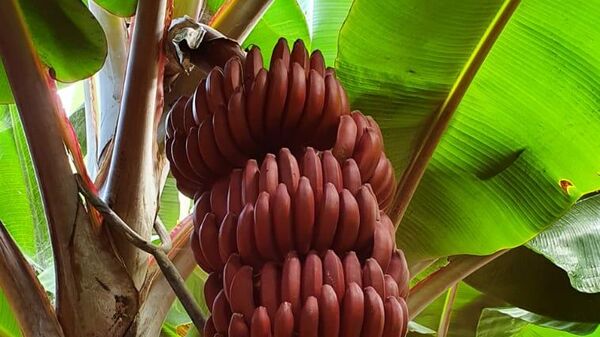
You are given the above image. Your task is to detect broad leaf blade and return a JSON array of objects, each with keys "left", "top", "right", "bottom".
[
  {"left": 0, "top": 293, "right": 21, "bottom": 337},
  {"left": 337, "top": 0, "right": 600, "bottom": 261},
  {"left": 0, "top": 105, "right": 50, "bottom": 267},
  {"left": 466, "top": 247, "right": 600, "bottom": 322},
  {"left": 159, "top": 175, "right": 183, "bottom": 231},
  {"left": 296, "top": 0, "right": 353, "bottom": 64},
  {"left": 0, "top": 0, "right": 107, "bottom": 103},
  {"left": 527, "top": 194, "right": 600, "bottom": 293}
]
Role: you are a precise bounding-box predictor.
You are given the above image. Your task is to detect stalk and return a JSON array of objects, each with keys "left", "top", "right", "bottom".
[
  {"left": 0, "top": 1, "right": 138, "bottom": 335},
  {"left": 408, "top": 250, "right": 507, "bottom": 319},
  {"left": 209, "top": 0, "right": 274, "bottom": 42},
  {"left": 103, "top": 0, "right": 170, "bottom": 289},
  {"left": 87, "top": 2, "right": 129, "bottom": 181},
  {"left": 129, "top": 217, "right": 197, "bottom": 337},
  {"left": 437, "top": 284, "right": 459, "bottom": 337},
  {"left": 0, "top": 222, "right": 64, "bottom": 337}
]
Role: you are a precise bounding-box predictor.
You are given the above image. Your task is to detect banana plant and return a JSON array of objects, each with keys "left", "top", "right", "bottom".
[{"left": 1, "top": 0, "right": 600, "bottom": 337}]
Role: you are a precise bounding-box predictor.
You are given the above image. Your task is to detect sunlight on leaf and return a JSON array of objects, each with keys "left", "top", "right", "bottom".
[
  {"left": 296, "top": 0, "right": 353, "bottom": 64},
  {"left": 92, "top": 0, "right": 137, "bottom": 17},
  {"left": 0, "top": 105, "right": 50, "bottom": 267},
  {"left": 242, "top": 0, "right": 310, "bottom": 66},
  {"left": 0, "top": 293, "right": 21, "bottom": 337},
  {"left": 336, "top": 0, "right": 600, "bottom": 262}
]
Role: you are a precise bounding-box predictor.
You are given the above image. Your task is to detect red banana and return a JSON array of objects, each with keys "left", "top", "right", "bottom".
[
  {"left": 318, "top": 284, "right": 340, "bottom": 337},
  {"left": 230, "top": 265, "right": 256, "bottom": 324},
  {"left": 294, "top": 177, "right": 315, "bottom": 254}
]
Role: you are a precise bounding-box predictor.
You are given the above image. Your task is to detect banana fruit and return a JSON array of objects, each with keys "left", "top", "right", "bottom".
[{"left": 166, "top": 38, "right": 409, "bottom": 337}]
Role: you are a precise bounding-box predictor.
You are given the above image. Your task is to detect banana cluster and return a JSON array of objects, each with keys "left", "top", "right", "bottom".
[{"left": 165, "top": 38, "right": 408, "bottom": 337}]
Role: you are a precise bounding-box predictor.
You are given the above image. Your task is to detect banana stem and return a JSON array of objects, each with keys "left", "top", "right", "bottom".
[
  {"left": 87, "top": 2, "right": 129, "bottom": 182},
  {"left": 209, "top": 0, "right": 274, "bottom": 42},
  {"left": 173, "top": 0, "right": 204, "bottom": 19},
  {"left": 75, "top": 175, "right": 205, "bottom": 330},
  {"left": 103, "top": 0, "right": 170, "bottom": 289},
  {"left": 133, "top": 217, "right": 197, "bottom": 337},
  {"left": 408, "top": 250, "right": 507, "bottom": 319},
  {"left": 437, "top": 284, "right": 459, "bottom": 337},
  {"left": 0, "top": 222, "right": 65, "bottom": 337},
  {"left": 154, "top": 216, "right": 173, "bottom": 253}
]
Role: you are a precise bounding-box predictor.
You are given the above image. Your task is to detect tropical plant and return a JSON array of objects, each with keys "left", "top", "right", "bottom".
[{"left": 1, "top": 0, "right": 599, "bottom": 336}]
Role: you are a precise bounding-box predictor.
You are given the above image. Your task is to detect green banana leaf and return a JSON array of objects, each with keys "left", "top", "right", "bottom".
[
  {"left": 466, "top": 247, "right": 600, "bottom": 322},
  {"left": 409, "top": 282, "right": 506, "bottom": 337},
  {"left": 0, "top": 0, "right": 107, "bottom": 103},
  {"left": 0, "top": 105, "right": 49, "bottom": 265},
  {"left": 483, "top": 325, "right": 600, "bottom": 337},
  {"left": 158, "top": 174, "right": 182, "bottom": 231},
  {"left": 206, "top": 0, "right": 225, "bottom": 13},
  {"left": 476, "top": 308, "right": 600, "bottom": 337},
  {"left": 336, "top": 0, "right": 600, "bottom": 261},
  {"left": 161, "top": 267, "right": 210, "bottom": 336},
  {"left": 527, "top": 194, "right": 600, "bottom": 293},
  {"left": 295, "top": 0, "right": 353, "bottom": 64},
  {"left": 92, "top": 0, "right": 137, "bottom": 17},
  {"left": 410, "top": 281, "right": 598, "bottom": 337},
  {"left": 232, "top": 0, "right": 352, "bottom": 66},
  {"left": 242, "top": 0, "right": 310, "bottom": 66},
  {"left": 0, "top": 105, "right": 50, "bottom": 337},
  {"left": 0, "top": 295, "right": 20, "bottom": 337}
]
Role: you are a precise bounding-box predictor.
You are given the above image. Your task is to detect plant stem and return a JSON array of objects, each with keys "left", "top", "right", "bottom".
[
  {"left": 408, "top": 250, "right": 507, "bottom": 319},
  {"left": 0, "top": 222, "right": 65, "bottom": 337},
  {"left": 103, "top": 0, "right": 169, "bottom": 289},
  {"left": 437, "top": 284, "right": 459, "bottom": 337},
  {"left": 0, "top": 0, "right": 76, "bottom": 273},
  {"left": 209, "top": 0, "right": 274, "bottom": 42},
  {"left": 154, "top": 217, "right": 173, "bottom": 252},
  {"left": 87, "top": 2, "right": 129, "bottom": 182},
  {"left": 173, "top": 0, "right": 204, "bottom": 19},
  {"left": 131, "top": 217, "right": 198, "bottom": 337},
  {"left": 75, "top": 175, "right": 205, "bottom": 331},
  {"left": 389, "top": 0, "right": 521, "bottom": 225},
  {"left": 409, "top": 258, "right": 439, "bottom": 278}
]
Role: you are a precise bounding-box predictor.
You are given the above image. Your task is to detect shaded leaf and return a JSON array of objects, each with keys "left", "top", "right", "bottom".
[
  {"left": 92, "top": 0, "right": 137, "bottom": 17},
  {"left": 466, "top": 247, "right": 600, "bottom": 322},
  {"left": 527, "top": 194, "right": 600, "bottom": 293},
  {"left": 476, "top": 307, "right": 597, "bottom": 337},
  {"left": 409, "top": 282, "right": 505, "bottom": 337},
  {"left": 1, "top": 0, "right": 107, "bottom": 103},
  {"left": 336, "top": 0, "right": 600, "bottom": 261}
]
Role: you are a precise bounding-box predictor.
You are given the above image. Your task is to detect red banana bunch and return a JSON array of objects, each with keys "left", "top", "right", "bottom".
[{"left": 165, "top": 38, "right": 408, "bottom": 337}]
